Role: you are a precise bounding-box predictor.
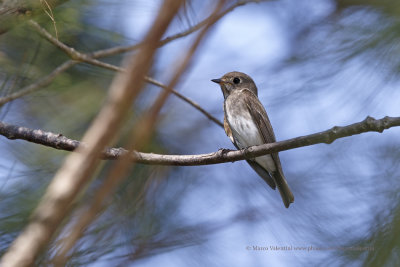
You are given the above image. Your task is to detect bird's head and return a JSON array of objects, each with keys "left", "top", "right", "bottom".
[{"left": 211, "top": 71, "right": 258, "bottom": 99}]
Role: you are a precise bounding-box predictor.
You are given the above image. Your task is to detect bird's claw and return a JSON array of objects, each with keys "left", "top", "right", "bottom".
[{"left": 218, "top": 148, "right": 232, "bottom": 155}]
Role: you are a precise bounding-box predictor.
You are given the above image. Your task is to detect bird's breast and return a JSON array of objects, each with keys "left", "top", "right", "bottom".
[{"left": 224, "top": 94, "right": 263, "bottom": 148}]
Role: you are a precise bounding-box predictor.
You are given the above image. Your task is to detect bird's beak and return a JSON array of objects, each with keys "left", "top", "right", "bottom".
[{"left": 211, "top": 78, "right": 222, "bottom": 84}]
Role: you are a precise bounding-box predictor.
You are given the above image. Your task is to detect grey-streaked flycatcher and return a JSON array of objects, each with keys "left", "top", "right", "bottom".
[{"left": 212, "top": 71, "right": 294, "bottom": 208}]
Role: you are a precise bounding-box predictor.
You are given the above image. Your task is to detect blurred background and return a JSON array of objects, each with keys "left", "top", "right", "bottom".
[{"left": 0, "top": 0, "right": 399, "bottom": 266}]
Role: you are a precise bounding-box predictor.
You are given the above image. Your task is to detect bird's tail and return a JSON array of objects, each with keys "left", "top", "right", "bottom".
[{"left": 273, "top": 171, "right": 294, "bottom": 208}]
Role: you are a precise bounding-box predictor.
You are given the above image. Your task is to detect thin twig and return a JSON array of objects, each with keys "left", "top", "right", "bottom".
[
  {"left": 40, "top": 0, "right": 58, "bottom": 39},
  {"left": 1, "top": 20, "right": 224, "bottom": 127},
  {"left": 1, "top": 116, "right": 399, "bottom": 166},
  {"left": 145, "top": 76, "right": 223, "bottom": 127},
  {"left": 0, "top": 60, "right": 77, "bottom": 107},
  {"left": 29, "top": 20, "right": 224, "bottom": 127}
]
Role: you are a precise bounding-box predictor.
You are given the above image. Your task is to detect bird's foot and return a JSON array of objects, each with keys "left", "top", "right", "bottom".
[{"left": 218, "top": 148, "right": 232, "bottom": 155}]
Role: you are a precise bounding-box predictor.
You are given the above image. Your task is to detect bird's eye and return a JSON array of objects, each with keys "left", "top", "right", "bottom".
[{"left": 233, "top": 77, "right": 240, "bottom": 84}]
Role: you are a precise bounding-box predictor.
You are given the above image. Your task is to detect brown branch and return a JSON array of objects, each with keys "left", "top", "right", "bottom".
[
  {"left": 28, "top": 20, "right": 123, "bottom": 71},
  {"left": 1, "top": 116, "right": 399, "bottom": 166},
  {"left": 0, "top": 1, "right": 183, "bottom": 266},
  {"left": 28, "top": 20, "right": 224, "bottom": 128},
  {"left": 0, "top": 20, "right": 224, "bottom": 127}
]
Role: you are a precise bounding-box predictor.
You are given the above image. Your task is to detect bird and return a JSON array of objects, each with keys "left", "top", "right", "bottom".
[{"left": 212, "top": 71, "right": 294, "bottom": 208}]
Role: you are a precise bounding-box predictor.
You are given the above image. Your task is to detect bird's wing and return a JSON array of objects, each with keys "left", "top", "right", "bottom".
[
  {"left": 246, "top": 160, "right": 277, "bottom": 189},
  {"left": 243, "top": 89, "right": 294, "bottom": 208},
  {"left": 241, "top": 89, "right": 284, "bottom": 174},
  {"left": 223, "top": 116, "right": 235, "bottom": 144}
]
